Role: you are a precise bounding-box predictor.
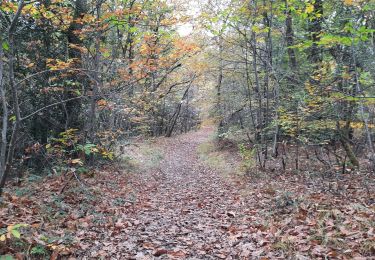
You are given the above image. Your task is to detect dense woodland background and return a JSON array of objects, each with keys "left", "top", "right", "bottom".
[
  {"left": 0, "top": 0, "right": 202, "bottom": 195},
  {"left": 202, "top": 0, "right": 375, "bottom": 175},
  {"left": 0, "top": 0, "right": 375, "bottom": 258}
]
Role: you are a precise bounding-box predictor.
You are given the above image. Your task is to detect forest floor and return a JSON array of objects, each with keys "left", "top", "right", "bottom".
[{"left": 1, "top": 126, "right": 375, "bottom": 259}]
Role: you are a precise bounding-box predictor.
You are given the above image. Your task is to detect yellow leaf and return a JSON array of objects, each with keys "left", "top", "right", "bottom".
[
  {"left": 49, "top": 244, "right": 58, "bottom": 250},
  {"left": 344, "top": 0, "right": 353, "bottom": 5},
  {"left": 71, "top": 159, "right": 83, "bottom": 166},
  {"left": 305, "top": 3, "right": 314, "bottom": 13},
  {"left": 0, "top": 235, "right": 6, "bottom": 241}
]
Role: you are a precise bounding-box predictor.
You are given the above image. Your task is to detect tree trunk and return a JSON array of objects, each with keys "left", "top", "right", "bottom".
[
  {"left": 217, "top": 35, "right": 223, "bottom": 124},
  {"left": 166, "top": 86, "right": 191, "bottom": 137},
  {"left": 352, "top": 41, "right": 375, "bottom": 170},
  {"left": 88, "top": 1, "right": 102, "bottom": 141},
  {"left": 284, "top": 0, "right": 297, "bottom": 70},
  {"left": 67, "top": 0, "right": 88, "bottom": 60},
  {"left": 308, "top": 0, "right": 323, "bottom": 65},
  {"left": 0, "top": 36, "right": 9, "bottom": 196},
  {"left": 65, "top": 0, "right": 88, "bottom": 130},
  {"left": 339, "top": 135, "right": 359, "bottom": 168},
  {"left": 307, "top": 0, "right": 323, "bottom": 134},
  {"left": 0, "top": 0, "right": 24, "bottom": 196}
]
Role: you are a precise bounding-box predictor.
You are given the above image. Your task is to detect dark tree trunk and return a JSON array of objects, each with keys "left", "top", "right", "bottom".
[
  {"left": 65, "top": 0, "right": 88, "bottom": 130},
  {"left": 285, "top": 0, "right": 297, "bottom": 70},
  {"left": 308, "top": 0, "right": 323, "bottom": 65}
]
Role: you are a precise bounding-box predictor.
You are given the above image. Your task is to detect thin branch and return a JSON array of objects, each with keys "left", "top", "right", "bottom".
[
  {"left": 8, "top": 0, "right": 25, "bottom": 34},
  {"left": 15, "top": 68, "right": 110, "bottom": 87},
  {"left": 21, "top": 96, "right": 84, "bottom": 121}
]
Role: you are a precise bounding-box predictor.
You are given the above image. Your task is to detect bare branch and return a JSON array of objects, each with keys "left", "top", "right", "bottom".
[{"left": 21, "top": 96, "right": 85, "bottom": 121}]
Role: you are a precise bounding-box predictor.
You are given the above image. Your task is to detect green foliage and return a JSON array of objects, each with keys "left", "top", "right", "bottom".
[
  {"left": 1, "top": 42, "right": 9, "bottom": 51},
  {"left": 0, "top": 224, "right": 28, "bottom": 242},
  {"left": 30, "top": 245, "right": 48, "bottom": 257},
  {"left": 46, "top": 129, "right": 114, "bottom": 168},
  {"left": 0, "top": 0, "right": 200, "bottom": 196},
  {"left": 76, "top": 143, "right": 98, "bottom": 156},
  {"left": 205, "top": 0, "right": 375, "bottom": 172},
  {"left": 238, "top": 144, "right": 256, "bottom": 173}
]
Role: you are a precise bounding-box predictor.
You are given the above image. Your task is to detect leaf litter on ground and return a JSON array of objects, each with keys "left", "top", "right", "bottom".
[{"left": 0, "top": 126, "right": 374, "bottom": 259}]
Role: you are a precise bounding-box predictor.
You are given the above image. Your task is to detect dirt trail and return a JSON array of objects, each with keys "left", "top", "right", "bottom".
[
  {"left": 57, "top": 125, "right": 375, "bottom": 259},
  {"left": 108, "top": 127, "right": 255, "bottom": 259},
  {"left": 3, "top": 126, "right": 372, "bottom": 259}
]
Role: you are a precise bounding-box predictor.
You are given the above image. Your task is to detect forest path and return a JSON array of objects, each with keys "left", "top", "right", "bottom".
[{"left": 111, "top": 126, "right": 255, "bottom": 259}]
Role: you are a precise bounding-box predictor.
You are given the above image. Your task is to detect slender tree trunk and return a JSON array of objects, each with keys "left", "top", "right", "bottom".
[
  {"left": 339, "top": 133, "right": 359, "bottom": 168},
  {"left": 0, "top": 1, "right": 24, "bottom": 196},
  {"left": 251, "top": 25, "right": 264, "bottom": 168},
  {"left": 308, "top": 0, "right": 323, "bottom": 66},
  {"left": 244, "top": 42, "right": 262, "bottom": 165},
  {"left": 0, "top": 36, "right": 9, "bottom": 196},
  {"left": 166, "top": 86, "right": 191, "bottom": 137},
  {"left": 88, "top": 1, "right": 102, "bottom": 141},
  {"left": 261, "top": 0, "right": 273, "bottom": 167},
  {"left": 128, "top": 0, "right": 136, "bottom": 96},
  {"left": 285, "top": 0, "right": 297, "bottom": 70},
  {"left": 67, "top": 0, "right": 88, "bottom": 60},
  {"left": 295, "top": 101, "right": 300, "bottom": 171},
  {"left": 244, "top": 41, "right": 257, "bottom": 132},
  {"left": 184, "top": 90, "right": 190, "bottom": 132},
  {"left": 272, "top": 82, "right": 280, "bottom": 158},
  {"left": 251, "top": 30, "right": 262, "bottom": 142},
  {"left": 217, "top": 35, "right": 224, "bottom": 128},
  {"left": 352, "top": 42, "right": 375, "bottom": 170},
  {"left": 370, "top": 10, "right": 375, "bottom": 55},
  {"left": 66, "top": 0, "right": 88, "bottom": 129}
]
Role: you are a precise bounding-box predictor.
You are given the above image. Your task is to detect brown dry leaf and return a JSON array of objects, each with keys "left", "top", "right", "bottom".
[
  {"left": 1, "top": 127, "right": 374, "bottom": 259},
  {"left": 143, "top": 242, "right": 155, "bottom": 250},
  {"left": 327, "top": 250, "right": 338, "bottom": 257},
  {"left": 168, "top": 250, "right": 186, "bottom": 257},
  {"left": 153, "top": 249, "right": 168, "bottom": 257},
  {"left": 312, "top": 245, "right": 326, "bottom": 256},
  {"left": 15, "top": 253, "right": 25, "bottom": 260},
  {"left": 215, "top": 253, "right": 227, "bottom": 259},
  {"left": 50, "top": 250, "right": 59, "bottom": 260},
  {"left": 299, "top": 245, "right": 311, "bottom": 252},
  {"left": 339, "top": 226, "right": 352, "bottom": 236}
]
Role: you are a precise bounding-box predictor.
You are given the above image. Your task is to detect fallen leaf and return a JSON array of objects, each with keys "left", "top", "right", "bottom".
[{"left": 154, "top": 249, "right": 168, "bottom": 257}]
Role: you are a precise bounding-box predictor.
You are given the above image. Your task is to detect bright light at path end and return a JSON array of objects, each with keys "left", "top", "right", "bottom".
[{"left": 178, "top": 23, "right": 194, "bottom": 37}]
